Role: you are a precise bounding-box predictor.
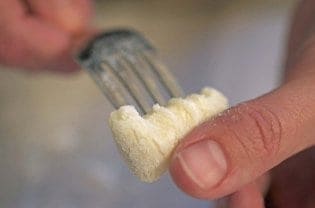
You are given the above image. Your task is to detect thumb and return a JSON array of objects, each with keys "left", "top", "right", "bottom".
[
  {"left": 170, "top": 76, "right": 315, "bottom": 199},
  {"left": 27, "top": 0, "right": 93, "bottom": 33}
]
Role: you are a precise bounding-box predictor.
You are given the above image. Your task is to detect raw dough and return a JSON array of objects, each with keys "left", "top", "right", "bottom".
[{"left": 109, "top": 87, "right": 228, "bottom": 182}]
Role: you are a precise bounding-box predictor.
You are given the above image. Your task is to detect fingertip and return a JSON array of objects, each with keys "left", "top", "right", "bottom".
[
  {"left": 2, "top": 16, "right": 80, "bottom": 73},
  {"left": 170, "top": 138, "right": 228, "bottom": 199},
  {"left": 21, "top": 16, "right": 71, "bottom": 57},
  {"left": 228, "top": 183, "right": 265, "bottom": 208},
  {"left": 54, "top": 0, "right": 93, "bottom": 34},
  {"left": 27, "top": 0, "right": 94, "bottom": 34},
  {"left": 71, "top": 28, "right": 101, "bottom": 54},
  {"left": 44, "top": 53, "right": 81, "bottom": 73},
  {"left": 170, "top": 155, "right": 210, "bottom": 199},
  {"left": 169, "top": 120, "right": 228, "bottom": 199}
]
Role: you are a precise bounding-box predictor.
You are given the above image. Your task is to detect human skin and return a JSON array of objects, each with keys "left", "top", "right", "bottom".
[
  {"left": 0, "top": 0, "right": 94, "bottom": 73},
  {"left": 170, "top": 0, "right": 315, "bottom": 207}
]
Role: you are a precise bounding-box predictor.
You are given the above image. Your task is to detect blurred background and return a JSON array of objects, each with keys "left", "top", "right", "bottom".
[{"left": 0, "top": 0, "right": 297, "bottom": 207}]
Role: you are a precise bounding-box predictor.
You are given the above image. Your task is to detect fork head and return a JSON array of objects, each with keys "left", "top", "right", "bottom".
[{"left": 77, "top": 29, "right": 184, "bottom": 114}]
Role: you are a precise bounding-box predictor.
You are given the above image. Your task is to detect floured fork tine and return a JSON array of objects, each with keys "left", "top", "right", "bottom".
[
  {"left": 139, "top": 52, "right": 184, "bottom": 98},
  {"left": 100, "top": 60, "right": 152, "bottom": 113},
  {"left": 121, "top": 54, "right": 167, "bottom": 106},
  {"left": 86, "top": 63, "right": 127, "bottom": 109},
  {"left": 77, "top": 29, "right": 184, "bottom": 113}
]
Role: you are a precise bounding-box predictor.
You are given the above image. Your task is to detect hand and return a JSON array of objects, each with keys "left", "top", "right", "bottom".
[
  {"left": 170, "top": 0, "right": 315, "bottom": 207},
  {"left": 0, "top": 0, "right": 94, "bottom": 73}
]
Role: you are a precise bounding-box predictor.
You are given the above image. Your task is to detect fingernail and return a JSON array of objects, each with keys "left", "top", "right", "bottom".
[{"left": 176, "top": 140, "right": 227, "bottom": 189}]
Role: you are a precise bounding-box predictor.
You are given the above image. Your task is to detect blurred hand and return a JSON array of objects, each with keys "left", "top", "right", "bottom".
[
  {"left": 0, "top": 0, "right": 94, "bottom": 73},
  {"left": 170, "top": 0, "right": 315, "bottom": 207}
]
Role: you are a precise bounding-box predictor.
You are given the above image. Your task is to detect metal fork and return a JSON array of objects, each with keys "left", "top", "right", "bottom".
[{"left": 77, "top": 29, "right": 184, "bottom": 114}]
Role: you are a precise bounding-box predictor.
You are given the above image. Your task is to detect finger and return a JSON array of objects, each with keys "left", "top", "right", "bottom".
[
  {"left": 71, "top": 28, "right": 100, "bottom": 55},
  {"left": 267, "top": 147, "right": 315, "bottom": 208},
  {"left": 170, "top": 74, "right": 315, "bottom": 199},
  {"left": 26, "top": 0, "right": 93, "bottom": 33},
  {"left": 255, "top": 174, "right": 271, "bottom": 196},
  {"left": 0, "top": 16, "right": 78, "bottom": 72},
  {"left": 0, "top": 0, "right": 26, "bottom": 20},
  {"left": 228, "top": 183, "right": 265, "bottom": 208},
  {"left": 286, "top": 0, "right": 315, "bottom": 69},
  {"left": 215, "top": 182, "right": 265, "bottom": 208}
]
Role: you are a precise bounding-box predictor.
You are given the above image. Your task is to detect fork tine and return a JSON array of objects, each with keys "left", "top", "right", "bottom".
[
  {"left": 77, "top": 29, "right": 185, "bottom": 111},
  {"left": 121, "top": 55, "right": 167, "bottom": 106},
  {"left": 87, "top": 64, "right": 127, "bottom": 109},
  {"left": 101, "top": 60, "right": 152, "bottom": 113},
  {"left": 140, "top": 52, "right": 184, "bottom": 98}
]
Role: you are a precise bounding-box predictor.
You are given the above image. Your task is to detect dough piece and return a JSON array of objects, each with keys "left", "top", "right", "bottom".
[{"left": 109, "top": 87, "right": 228, "bottom": 183}]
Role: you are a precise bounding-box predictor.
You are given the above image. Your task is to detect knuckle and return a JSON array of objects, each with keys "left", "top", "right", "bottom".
[{"left": 227, "top": 102, "right": 283, "bottom": 160}]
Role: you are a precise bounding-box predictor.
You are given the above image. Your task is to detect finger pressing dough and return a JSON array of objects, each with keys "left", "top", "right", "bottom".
[{"left": 109, "top": 87, "right": 228, "bottom": 183}]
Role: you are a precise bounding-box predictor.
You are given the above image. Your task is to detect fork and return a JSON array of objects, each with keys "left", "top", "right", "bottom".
[{"left": 77, "top": 29, "right": 184, "bottom": 114}]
